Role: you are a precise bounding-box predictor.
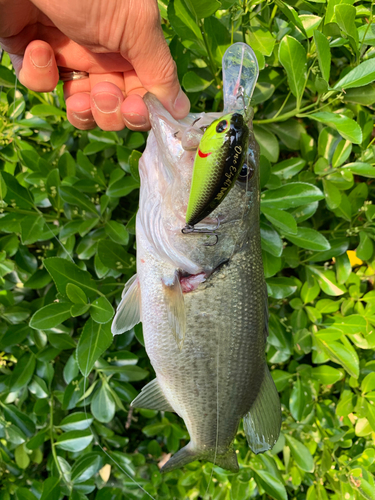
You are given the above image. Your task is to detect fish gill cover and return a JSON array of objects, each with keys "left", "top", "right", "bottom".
[{"left": 1, "top": 1, "right": 375, "bottom": 499}]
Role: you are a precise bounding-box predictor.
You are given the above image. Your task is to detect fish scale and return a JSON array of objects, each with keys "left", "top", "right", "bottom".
[{"left": 137, "top": 227, "right": 266, "bottom": 469}]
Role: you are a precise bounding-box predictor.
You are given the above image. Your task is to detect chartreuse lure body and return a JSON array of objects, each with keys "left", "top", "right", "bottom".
[{"left": 185, "top": 112, "right": 249, "bottom": 227}]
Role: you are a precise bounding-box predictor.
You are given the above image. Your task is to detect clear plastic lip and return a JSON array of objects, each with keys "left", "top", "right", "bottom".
[{"left": 222, "top": 42, "right": 259, "bottom": 116}]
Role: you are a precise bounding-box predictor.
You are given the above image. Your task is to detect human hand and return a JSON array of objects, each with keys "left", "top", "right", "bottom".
[{"left": 0, "top": 0, "right": 190, "bottom": 131}]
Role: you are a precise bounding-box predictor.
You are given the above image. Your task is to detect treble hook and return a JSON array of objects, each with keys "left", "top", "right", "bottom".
[
  {"left": 236, "top": 85, "right": 247, "bottom": 113},
  {"left": 181, "top": 219, "right": 220, "bottom": 247}
]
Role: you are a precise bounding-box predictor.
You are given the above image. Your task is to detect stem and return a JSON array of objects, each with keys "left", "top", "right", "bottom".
[
  {"left": 272, "top": 91, "right": 291, "bottom": 120},
  {"left": 50, "top": 395, "right": 65, "bottom": 482},
  {"left": 199, "top": 21, "right": 221, "bottom": 87},
  {"left": 242, "top": 0, "right": 247, "bottom": 44},
  {"left": 254, "top": 96, "right": 341, "bottom": 124}
]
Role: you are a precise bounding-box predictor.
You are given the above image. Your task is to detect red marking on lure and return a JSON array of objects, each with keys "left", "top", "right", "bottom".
[{"left": 198, "top": 149, "right": 212, "bottom": 158}]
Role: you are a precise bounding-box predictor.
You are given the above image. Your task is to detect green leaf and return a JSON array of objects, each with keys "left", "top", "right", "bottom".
[
  {"left": 307, "top": 266, "right": 346, "bottom": 296},
  {"left": 106, "top": 176, "right": 139, "bottom": 198},
  {"left": 247, "top": 25, "right": 275, "bottom": 56},
  {"left": 300, "top": 15, "right": 322, "bottom": 38},
  {"left": 55, "top": 429, "right": 93, "bottom": 452},
  {"left": 59, "top": 185, "right": 98, "bottom": 214},
  {"left": 105, "top": 220, "right": 129, "bottom": 246},
  {"left": 66, "top": 283, "right": 87, "bottom": 304},
  {"left": 253, "top": 126, "right": 279, "bottom": 163},
  {"left": 2, "top": 171, "right": 34, "bottom": 209},
  {"left": 44, "top": 257, "right": 98, "bottom": 298},
  {"left": 267, "top": 277, "right": 298, "bottom": 299},
  {"left": 0, "top": 65, "right": 16, "bottom": 87},
  {"left": 91, "top": 382, "right": 116, "bottom": 423},
  {"left": 342, "top": 162, "right": 375, "bottom": 178},
  {"left": 274, "top": 0, "right": 307, "bottom": 37},
  {"left": 301, "top": 279, "right": 320, "bottom": 304},
  {"left": 262, "top": 207, "right": 297, "bottom": 235},
  {"left": 30, "top": 104, "right": 66, "bottom": 117},
  {"left": 315, "top": 33, "right": 331, "bottom": 79},
  {"left": 77, "top": 318, "right": 113, "bottom": 376},
  {"left": 2, "top": 404, "right": 35, "bottom": 437},
  {"left": 335, "top": 4, "right": 358, "bottom": 45},
  {"left": 40, "top": 477, "right": 60, "bottom": 500},
  {"left": 71, "top": 453, "right": 103, "bottom": 483},
  {"left": 184, "top": 0, "right": 221, "bottom": 18},
  {"left": 182, "top": 71, "right": 214, "bottom": 92},
  {"left": 59, "top": 412, "right": 94, "bottom": 431},
  {"left": 168, "top": 0, "right": 204, "bottom": 44},
  {"left": 90, "top": 296, "right": 114, "bottom": 324},
  {"left": 29, "top": 302, "right": 72, "bottom": 330},
  {"left": 344, "top": 84, "right": 375, "bottom": 105},
  {"left": 362, "top": 373, "right": 375, "bottom": 394},
  {"left": 0, "top": 172, "right": 7, "bottom": 201},
  {"left": 334, "top": 58, "right": 375, "bottom": 90},
  {"left": 285, "top": 434, "right": 315, "bottom": 472},
  {"left": 260, "top": 223, "right": 283, "bottom": 257},
  {"left": 97, "top": 240, "right": 135, "bottom": 271},
  {"left": 316, "top": 338, "right": 359, "bottom": 378},
  {"left": 285, "top": 227, "right": 330, "bottom": 251},
  {"left": 253, "top": 469, "right": 287, "bottom": 500},
  {"left": 311, "top": 366, "right": 345, "bottom": 384},
  {"left": 357, "top": 232, "right": 374, "bottom": 261},
  {"left": 278, "top": 35, "right": 307, "bottom": 105},
  {"left": 20, "top": 215, "right": 45, "bottom": 245},
  {"left": 272, "top": 158, "right": 306, "bottom": 180},
  {"left": 307, "top": 112, "right": 362, "bottom": 144},
  {"left": 8, "top": 352, "right": 36, "bottom": 392},
  {"left": 261, "top": 183, "right": 324, "bottom": 209}
]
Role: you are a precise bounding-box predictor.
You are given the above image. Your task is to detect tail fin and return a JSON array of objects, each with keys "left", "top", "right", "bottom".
[
  {"left": 243, "top": 365, "right": 281, "bottom": 454},
  {"left": 160, "top": 443, "right": 239, "bottom": 473}
]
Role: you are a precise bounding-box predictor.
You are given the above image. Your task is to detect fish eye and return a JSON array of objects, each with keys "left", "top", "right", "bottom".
[{"left": 216, "top": 120, "right": 228, "bottom": 133}]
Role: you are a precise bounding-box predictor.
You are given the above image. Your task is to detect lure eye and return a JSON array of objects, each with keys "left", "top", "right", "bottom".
[
  {"left": 216, "top": 120, "right": 228, "bottom": 133},
  {"left": 238, "top": 162, "right": 255, "bottom": 183}
]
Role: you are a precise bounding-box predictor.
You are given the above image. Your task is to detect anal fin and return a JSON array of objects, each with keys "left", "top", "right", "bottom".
[
  {"left": 243, "top": 365, "right": 281, "bottom": 454},
  {"left": 111, "top": 274, "right": 141, "bottom": 335},
  {"left": 131, "top": 378, "right": 174, "bottom": 412}
]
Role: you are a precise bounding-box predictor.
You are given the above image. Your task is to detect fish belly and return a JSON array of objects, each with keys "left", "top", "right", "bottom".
[{"left": 138, "top": 233, "right": 266, "bottom": 459}]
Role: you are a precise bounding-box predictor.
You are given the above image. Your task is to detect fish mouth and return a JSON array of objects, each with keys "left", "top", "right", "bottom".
[{"left": 179, "top": 259, "right": 229, "bottom": 293}]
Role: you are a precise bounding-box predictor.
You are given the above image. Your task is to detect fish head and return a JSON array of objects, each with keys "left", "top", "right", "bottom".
[{"left": 138, "top": 93, "right": 260, "bottom": 275}]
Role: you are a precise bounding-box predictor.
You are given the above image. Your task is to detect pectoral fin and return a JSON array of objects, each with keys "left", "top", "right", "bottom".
[
  {"left": 131, "top": 378, "right": 174, "bottom": 412},
  {"left": 243, "top": 365, "right": 281, "bottom": 454},
  {"left": 162, "top": 273, "right": 186, "bottom": 349},
  {"left": 111, "top": 274, "right": 141, "bottom": 335}
]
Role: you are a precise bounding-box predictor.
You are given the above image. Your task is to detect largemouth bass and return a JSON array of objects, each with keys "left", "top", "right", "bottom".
[{"left": 112, "top": 93, "right": 281, "bottom": 472}]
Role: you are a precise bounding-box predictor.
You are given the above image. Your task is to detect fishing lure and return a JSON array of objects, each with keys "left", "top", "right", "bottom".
[{"left": 184, "top": 112, "right": 249, "bottom": 228}]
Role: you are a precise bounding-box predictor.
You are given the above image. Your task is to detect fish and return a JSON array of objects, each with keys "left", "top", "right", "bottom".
[{"left": 111, "top": 92, "right": 281, "bottom": 473}]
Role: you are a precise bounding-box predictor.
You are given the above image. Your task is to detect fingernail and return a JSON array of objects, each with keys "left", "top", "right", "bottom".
[
  {"left": 30, "top": 47, "right": 52, "bottom": 68},
  {"left": 92, "top": 93, "right": 120, "bottom": 113},
  {"left": 123, "top": 113, "right": 148, "bottom": 128},
  {"left": 71, "top": 109, "right": 93, "bottom": 122},
  {"left": 173, "top": 88, "right": 190, "bottom": 115}
]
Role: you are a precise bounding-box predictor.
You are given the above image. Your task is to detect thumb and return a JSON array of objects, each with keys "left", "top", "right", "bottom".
[{"left": 126, "top": 23, "right": 190, "bottom": 119}]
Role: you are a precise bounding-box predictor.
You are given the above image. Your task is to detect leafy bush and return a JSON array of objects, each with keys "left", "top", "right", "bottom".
[{"left": 1, "top": 0, "right": 375, "bottom": 499}]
